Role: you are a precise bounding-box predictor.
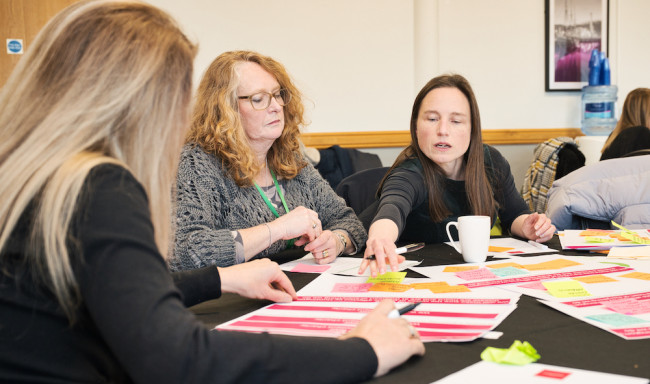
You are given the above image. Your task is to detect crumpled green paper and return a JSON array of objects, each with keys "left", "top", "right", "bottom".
[{"left": 480, "top": 340, "right": 540, "bottom": 365}]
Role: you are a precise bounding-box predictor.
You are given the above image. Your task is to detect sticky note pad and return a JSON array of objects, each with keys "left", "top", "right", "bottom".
[
  {"left": 368, "top": 283, "right": 411, "bottom": 292},
  {"left": 586, "top": 313, "right": 647, "bottom": 327},
  {"left": 542, "top": 280, "right": 591, "bottom": 298},
  {"left": 366, "top": 271, "right": 407, "bottom": 284},
  {"left": 522, "top": 258, "right": 581, "bottom": 271},
  {"left": 604, "top": 298, "right": 650, "bottom": 316},
  {"left": 443, "top": 265, "right": 479, "bottom": 273},
  {"left": 619, "top": 272, "right": 650, "bottom": 281},
  {"left": 490, "top": 266, "right": 529, "bottom": 278},
  {"left": 409, "top": 282, "right": 450, "bottom": 290},
  {"left": 488, "top": 246, "right": 515, "bottom": 253},
  {"left": 579, "top": 229, "right": 613, "bottom": 236},
  {"left": 290, "top": 263, "right": 331, "bottom": 273},
  {"left": 455, "top": 267, "right": 498, "bottom": 281},
  {"left": 584, "top": 236, "right": 615, "bottom": 243},
  {"left": 488, "top": 262, "right": 524, "bottom": 269},
  {"left": 572, "top": 275, "right": 617, "bottom": 284},
  {"left": 332, "top": 283, "right": 373, "bottom": 293},
  {"left": 430, "top": 285, "right": 471, "bottom": 293}
]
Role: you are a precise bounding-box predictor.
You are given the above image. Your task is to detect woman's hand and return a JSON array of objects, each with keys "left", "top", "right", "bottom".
[
  {"left": 359, "top": 219, "right": 404, "bottom": 277},
  {"left": 218, "top": 259, "right": 297, "bottom": 303},
  {"left": 512, "top": 212, "right": 556, "bottom": 243},
  {"left": 270, "top": 206, "right": 321, "bottom": 245},
  {"left": 340, "top": 300, "right": 425, "bottom": 377},
  {"left": 303, "top": 230, "right": 341, "bottom": 264}
]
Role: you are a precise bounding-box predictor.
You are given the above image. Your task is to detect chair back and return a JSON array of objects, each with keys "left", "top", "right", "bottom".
[{"left": 335, "top": 167, "right": 389, "bottom": 215}]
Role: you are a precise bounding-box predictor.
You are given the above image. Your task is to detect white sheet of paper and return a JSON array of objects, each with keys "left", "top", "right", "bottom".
[
  {"left": 559, "top": 229, "right": 650, "bottom": 251},
  {"left": 216, "top": 273, "right": 520, "bottom": 343},
  {"left": 279, "top": 254, "right": 421, "bottom": 276},
  {"left": 431, "top": 361, "right": 648, "bottom": 384},
  {"left": 608, "top": 246, "right": 650, "bottom": 260}
]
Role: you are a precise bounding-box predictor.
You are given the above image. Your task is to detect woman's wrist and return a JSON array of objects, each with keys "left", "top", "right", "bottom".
[{"left": 333, "top": 230, "right": 348, "bottom": 256}]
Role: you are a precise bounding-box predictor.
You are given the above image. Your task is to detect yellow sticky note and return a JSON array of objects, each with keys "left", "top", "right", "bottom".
[
  {"left": 409, "top": 282, "right": 450, "bottom": 290},
  {"left": 488, "top": 262, "right": 524, "bottom": 269},
  {"left": 366, "top": 271, "right": 407, "bottom": 284},
  {"left": 489, "top": 246, "right": 515, "bottom": 253},
  {"left": 620, "top": 231, "right": 650, "bottom": 245},
  {"left": 368, "top": 283, "right": 411, "bottom": 292},
  {"left": 443, "top": 265, "right": 479, "bottom": 273},
  {"left": 584, "top": 236, "right": 615, "bottom": 243},
  {"left": 522, "top": 258, "right": 582, "bottom": 271},
  {"left": 430, "top": 285, "right": 471, "bottom": 293},
  {"left": 572, "top": 275, "right": 618, "bottom": 284},
  {"left": 542, "top": 280, "right": 591, "bottom": 298},
  {"left": 610, "top": 221, "right": 631, "bottom": 232},
  {"left": 619, "top": 272, "right": 650, "bottom": 281}
]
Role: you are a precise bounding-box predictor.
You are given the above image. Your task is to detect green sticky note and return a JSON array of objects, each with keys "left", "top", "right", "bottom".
[
  {"left": 584, "top": 236, "right": 615, "bottom": 243},
  {"left": 480, "top": 340, "right": 540, "bottom": 365},
  {"left": 542, "top": 280, "right": 591, "bottom": 298},
  {"left": 366, "top": 271, "right": 407, "bottom": 284}
]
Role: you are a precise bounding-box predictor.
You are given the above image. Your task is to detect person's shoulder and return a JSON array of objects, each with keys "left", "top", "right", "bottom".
[
  {"left": 86, "top": 163, "right": 144, "bottom": 195},
  {"left": 483, "top": 144, "right": 508, "bottom": 166},
  {"left": 179, "top": 142, "right": 223, "bottom": 173},
  {"left": 397, "top": 156, "right": 423, "bottom": 173}
]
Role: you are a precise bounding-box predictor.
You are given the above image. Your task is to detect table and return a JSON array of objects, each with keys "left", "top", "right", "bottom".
[{"left": 190, "top": 237, "right": 650, "bottom": 382}]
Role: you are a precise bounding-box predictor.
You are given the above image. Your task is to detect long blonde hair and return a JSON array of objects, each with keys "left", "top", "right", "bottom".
[
  {"left": 602, "top": 88, "right": 650, "bottom": 152},
  {"left": 187, "top": 50, "right": 307, "bottom": 187},
  {"left": 0, "top": 0, "right": 196, "bottom": 320}
]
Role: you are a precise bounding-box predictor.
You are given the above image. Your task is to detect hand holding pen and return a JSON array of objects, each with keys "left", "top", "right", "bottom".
[{"left": 359, "top": 239, "right": 424, "bottom": 277}]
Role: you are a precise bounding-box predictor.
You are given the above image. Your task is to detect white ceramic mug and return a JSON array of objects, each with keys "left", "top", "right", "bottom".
[{"left": 445, "top": 215, "right": 491, "bottom": 263}]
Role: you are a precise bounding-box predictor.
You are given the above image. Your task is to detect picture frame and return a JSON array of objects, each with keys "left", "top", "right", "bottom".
[{"left": 545, "top": 0, "right": 609, "bottom": 91}]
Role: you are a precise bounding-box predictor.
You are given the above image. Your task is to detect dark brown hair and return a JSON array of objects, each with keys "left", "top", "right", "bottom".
[{"left": 379, "top": 74, "right": 495, "bottom": 222}]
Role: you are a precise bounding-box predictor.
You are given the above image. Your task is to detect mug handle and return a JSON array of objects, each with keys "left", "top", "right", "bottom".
[{"left": 445, "top": 221, "right": 462, "bottom": 254}]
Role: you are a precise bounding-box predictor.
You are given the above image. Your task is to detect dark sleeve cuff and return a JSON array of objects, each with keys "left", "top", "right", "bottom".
[
  {"left": 267, "top": 335, "right": 378, "bottom": 383},
  {"left": 171, "top": 264, "right": 222, "bottom": 307}
]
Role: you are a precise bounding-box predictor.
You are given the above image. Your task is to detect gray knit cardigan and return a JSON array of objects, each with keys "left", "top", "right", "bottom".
[{"left": 169, "top": 144, "right": 367, "bottom": 271}]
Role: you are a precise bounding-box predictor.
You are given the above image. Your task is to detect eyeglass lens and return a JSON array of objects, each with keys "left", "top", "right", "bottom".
[{"left": 248, "top": 89, "right": 290, "bottom": 110}]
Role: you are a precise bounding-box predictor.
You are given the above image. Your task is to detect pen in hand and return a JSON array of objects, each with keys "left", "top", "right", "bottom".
[
  {"left": 388, "top": 302, "right": 422, "bottom": 318},
  {"left": 364, "top": 242, "right": 425, "bottom": 261}
]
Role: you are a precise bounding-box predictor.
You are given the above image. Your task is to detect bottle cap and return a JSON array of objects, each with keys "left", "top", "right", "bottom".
[{"left": 588, "top": 50, "right": 601, "bottom": 85}]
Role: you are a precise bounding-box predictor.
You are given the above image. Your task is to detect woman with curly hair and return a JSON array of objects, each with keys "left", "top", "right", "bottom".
[{"left": 171, "top": 51, "right": 366, "bottom": 270}]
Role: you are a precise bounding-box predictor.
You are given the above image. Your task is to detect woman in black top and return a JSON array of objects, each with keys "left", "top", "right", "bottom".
[
  {"left": 600, "top": 88, "right": 650, "bottom": 160},
  {"left": 359, "top": 75, "right": 555, "bottom": 277},
  {"left": 0, "top": 2, "right": 423, "bottom": 383}
]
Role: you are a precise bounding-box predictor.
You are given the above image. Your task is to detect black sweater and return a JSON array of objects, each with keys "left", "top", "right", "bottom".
[
  {"left": 0, "top": 164, "right": 376, "bottom": 383},
  {"left": 369, "top": 145, "right": 529, "bottom": 243}
]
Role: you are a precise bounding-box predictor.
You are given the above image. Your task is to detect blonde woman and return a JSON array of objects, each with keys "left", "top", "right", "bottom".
[
  {"left": 171, "top": 51, "right": 366, "bottom": 270},
  {"left": 0, "top": 1, "right": 423, "bottom": 383},
  {"left": 600, "top": 87, "right": 650, "bottom": 160}
]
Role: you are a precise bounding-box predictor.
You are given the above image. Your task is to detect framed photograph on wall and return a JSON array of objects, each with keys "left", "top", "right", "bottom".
[{"left": 545, "top": 0, "right": 608, "bottom": 91}]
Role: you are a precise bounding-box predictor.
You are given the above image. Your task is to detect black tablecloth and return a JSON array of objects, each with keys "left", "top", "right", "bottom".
[{"left": 190, "top": 236, "right": 650, "bottom": 382}]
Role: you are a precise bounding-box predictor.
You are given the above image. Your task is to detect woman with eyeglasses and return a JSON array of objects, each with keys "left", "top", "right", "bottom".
[
  {"left": 0, "top": 3, "right": 423, "bottom": 382},
  {"left": 170, "top": 51, "right": 366, "bottom": 270}
]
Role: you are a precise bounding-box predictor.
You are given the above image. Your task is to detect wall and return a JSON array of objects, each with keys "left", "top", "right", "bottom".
[
  {"left": 3, "top": 0, "right": 648, "bottom": 188},
  {"left": 149, "top": 0, "right": 650, "bottom": 135}
]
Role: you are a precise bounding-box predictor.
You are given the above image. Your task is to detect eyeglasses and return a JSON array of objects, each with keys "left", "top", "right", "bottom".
[{"left": 238, "top": 89, "right": 291, "bottom": 110}]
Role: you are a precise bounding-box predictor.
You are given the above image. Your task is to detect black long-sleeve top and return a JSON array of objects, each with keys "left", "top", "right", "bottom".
[
  {"left": 370, "top": 145, "right": 529, "bottom": 243},
  {"left": 0, "top": 164, "right": 376, "bottom": 383}
]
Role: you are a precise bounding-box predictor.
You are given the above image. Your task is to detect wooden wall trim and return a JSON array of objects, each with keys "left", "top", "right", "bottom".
[{"left": 301, "top": 128, "right": 584, "bottom": 148}]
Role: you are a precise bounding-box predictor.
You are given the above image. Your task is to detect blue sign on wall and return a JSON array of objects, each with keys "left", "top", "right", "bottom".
[{"left": 7, "top": 39, "right": 24, "bottom": 54}]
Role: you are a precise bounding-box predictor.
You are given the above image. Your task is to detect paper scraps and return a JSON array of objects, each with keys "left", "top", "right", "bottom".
[{"left": 480, "top": 340, "right": 540, "bottom": 365}]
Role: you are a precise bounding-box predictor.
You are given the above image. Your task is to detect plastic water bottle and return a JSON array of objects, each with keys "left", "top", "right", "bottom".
[{"left": 581, "top": 85, "right": 617, "bottom": 136}]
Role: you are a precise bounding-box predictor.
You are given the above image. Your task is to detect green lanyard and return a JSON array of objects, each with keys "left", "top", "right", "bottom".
[{"left": 254, "top": 168, "right": 294, "bottom": 249}]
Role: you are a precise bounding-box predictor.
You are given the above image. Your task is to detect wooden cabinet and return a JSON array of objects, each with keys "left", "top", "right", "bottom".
[{"left": 1, "top": 0, "right": 78, "bottom": 87}]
